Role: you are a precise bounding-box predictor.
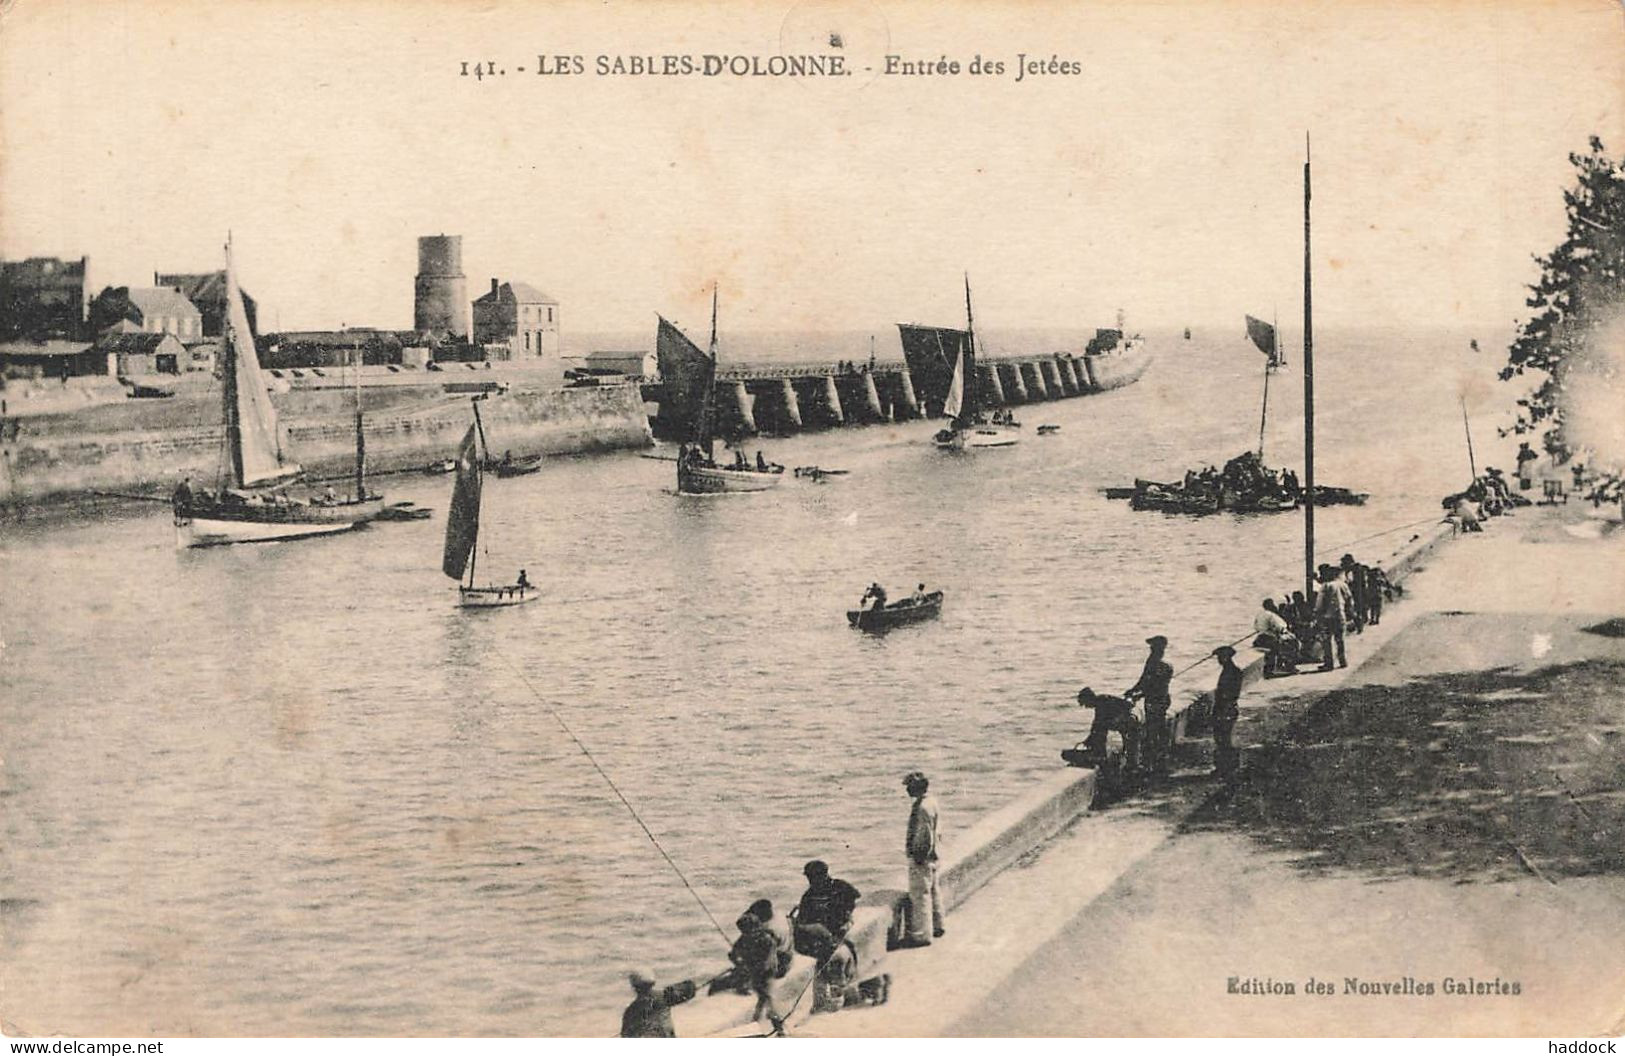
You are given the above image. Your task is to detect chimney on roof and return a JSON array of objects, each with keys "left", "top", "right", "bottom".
[{"left": 491, "top": 278, "right": 500, "bottom": 297}]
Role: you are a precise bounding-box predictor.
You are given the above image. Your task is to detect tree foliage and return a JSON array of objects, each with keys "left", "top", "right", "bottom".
[{"left": 1502, "top": 137, "right": 1625, "bottom": 457}]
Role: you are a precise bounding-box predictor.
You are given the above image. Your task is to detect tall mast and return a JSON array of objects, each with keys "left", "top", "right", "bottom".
[
  {"left": 1257, "top": 305, "right": 1278, "bottom": 457},
  {"left": 222, "top": 234, "right": 244, "bottom": 489},
  {"left": 469, "top": 400, "right": 489, "bottom": 590},
  {"left": 699, "top": 283, "right": 719, "bottom": 460},
  {"left": 963, "top": 272, "right": 977, "bottom": 420},
  {"left": 1302, "top": 134, "right": 1316, "bottom": 602},
  {"left": 1460, "top": 397, "right": 1478, "bottom": 481},
  {"left": 353, "top": 346, "right": 366, "bottom": 500},
  {"left": 1257, "top": 358, "right": 1271, "bottom": 458}
]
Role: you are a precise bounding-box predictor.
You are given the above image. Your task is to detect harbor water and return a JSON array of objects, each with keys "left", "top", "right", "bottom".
[{"left": 0, "top": 328, "right": 1502, "bottom": 1035}]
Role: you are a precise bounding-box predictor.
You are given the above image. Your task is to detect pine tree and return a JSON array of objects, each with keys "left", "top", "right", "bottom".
[{"left": 1501, "top": 136, "right": 1625, "bottom": 457}]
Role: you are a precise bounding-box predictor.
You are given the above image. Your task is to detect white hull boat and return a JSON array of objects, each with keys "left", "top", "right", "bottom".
[{"left": 676, "top": 462, "right": 785, "bottom": 493}]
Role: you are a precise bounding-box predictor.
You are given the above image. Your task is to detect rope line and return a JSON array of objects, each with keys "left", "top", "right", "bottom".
[{"left": 486, "top": 643, "right": 735, "bottom": 950}]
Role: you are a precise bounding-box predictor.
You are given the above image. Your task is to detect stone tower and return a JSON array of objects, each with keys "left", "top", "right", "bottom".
[{"left": 413, "top": 235, "right": 470, "bottom": 338}]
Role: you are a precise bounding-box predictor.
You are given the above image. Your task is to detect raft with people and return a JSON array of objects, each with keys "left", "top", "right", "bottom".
[{"left": 1110, "top": 451, "right": 1366, "bottom": 515}]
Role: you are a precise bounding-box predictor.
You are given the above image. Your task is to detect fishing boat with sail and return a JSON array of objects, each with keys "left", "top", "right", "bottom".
[
  {"left": 656, "top": 287, "right": 784, "bottom": 494},
  {"left": 172, "top": 238, "right": 383, "bottom": 547},
  {"left": 442, "top": 400, "right": 535, "bottom": 608},
  {"left": 932, "top": 276, "right": 1018, "bottom": 451}
]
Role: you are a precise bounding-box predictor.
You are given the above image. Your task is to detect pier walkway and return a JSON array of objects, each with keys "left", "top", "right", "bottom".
[{"left": 791, "top": 502, "right": 1625, "bottom": 1037}]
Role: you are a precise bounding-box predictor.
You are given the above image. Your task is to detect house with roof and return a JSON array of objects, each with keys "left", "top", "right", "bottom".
[
  {"left": 472, "top": 279, "right": 560, "bottom": 376},
  {"left": 154, "top": 270, "right": 258, "bottom": 337},
  {"left": 92, "top": 332, "right": 188, "bottom": 376},
  {"left": 0, "top": 339, "right": 109, "bottom": 380},
  {"left": 0, "top": 256, "right": 91, "bottom": 340},
  {"left": 89, "top": 286, "right": 204, "bottom": 341}
]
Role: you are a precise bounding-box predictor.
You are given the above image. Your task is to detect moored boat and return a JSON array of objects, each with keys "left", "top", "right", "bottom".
[{"left": 489, "top": 453, "right": 544, "bottom": 477}]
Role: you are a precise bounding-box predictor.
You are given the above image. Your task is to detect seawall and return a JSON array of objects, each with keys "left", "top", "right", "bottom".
[
  {"left": 671, "top": 515, "right": 1457, "bottom": 1037},
  {"left": 0, "top": 385, "right": 653, "bottom": 506}
]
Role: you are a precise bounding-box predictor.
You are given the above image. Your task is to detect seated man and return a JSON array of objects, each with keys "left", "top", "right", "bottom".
[
  {"left": 756, "top": 451, "right": 769, "bottom": 472},
  {"left": 910, "top": 583, "right": 928, "bottom": 605},
  {"left": 1252, "top": 598, "right": 1297, "bottom": 676},
  {"left": 792, "top": 860, "right": 862, "bottom": 957},
  {"left": 1075, "top": 687, "right": 1141, "bottom": 771}
]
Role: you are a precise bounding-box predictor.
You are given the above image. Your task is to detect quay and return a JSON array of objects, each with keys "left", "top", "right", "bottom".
[{"left": 668, "top": 499, "right": 1625, "bottom": 1038}]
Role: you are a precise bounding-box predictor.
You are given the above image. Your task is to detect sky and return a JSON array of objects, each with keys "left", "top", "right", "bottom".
[{"left": 1, "top": 0, "right": 1621, "bottom": 336}]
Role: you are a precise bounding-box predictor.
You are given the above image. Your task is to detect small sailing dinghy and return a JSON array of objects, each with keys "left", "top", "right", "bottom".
[
  {"left": 173, "top": 237, "right": 383, "bottom": 547},
  {"left": 443, "top": 401, "right": 536, "bottom": 609},
  {"left": 933, "top": 276, "right": 1018, "bottom": 451}
]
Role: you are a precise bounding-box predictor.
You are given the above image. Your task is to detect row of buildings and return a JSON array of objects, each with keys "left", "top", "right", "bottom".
[{"left": 0, "top": 235, "right": 564, "bottom": 385}]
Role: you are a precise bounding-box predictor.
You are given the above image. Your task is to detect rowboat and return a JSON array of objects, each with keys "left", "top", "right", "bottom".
[
  {"left": 676, "top": 460, "right": 785, "bottom": 493},
  {"left": 490, "top": 454, "right": 543, "bottom": 477},
  {"left": 847, "top": 591, "right": 944, "bottom": 631}
]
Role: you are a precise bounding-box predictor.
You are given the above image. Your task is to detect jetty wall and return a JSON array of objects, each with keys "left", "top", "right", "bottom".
[
  {"left": 674, "top": 516, "right": 1457, "bottom": 1038},
  {"left": 0, "top": 385, "right": 652, "bottom": 506}
]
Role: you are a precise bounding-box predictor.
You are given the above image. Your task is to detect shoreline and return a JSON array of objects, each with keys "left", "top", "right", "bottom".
[{"left": 666, "top": 507, "right": 1467, "bottom": 1037}]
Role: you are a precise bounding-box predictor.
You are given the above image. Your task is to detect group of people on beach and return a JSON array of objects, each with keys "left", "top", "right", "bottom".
[{"left": 621, "top": 773, "right": 940, "bottom": 1037}]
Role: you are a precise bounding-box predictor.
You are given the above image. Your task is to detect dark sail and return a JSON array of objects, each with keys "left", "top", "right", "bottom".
[
  {"left": 441, "top": 422, "right": 482, "bottom": 581},
  {"left": 656, "top": 316, "right": 717, "bottom": 445},
  {"left": 897, "top": 323, "right": 970, "bottom": 416}
]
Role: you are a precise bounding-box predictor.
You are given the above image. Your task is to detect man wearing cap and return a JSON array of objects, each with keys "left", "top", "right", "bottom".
[
  {"left": 1210, "top": 645, "right": 1244, "bottom": 777},
  {"left": 1125, "top": 635, "right": 1174, "bottom": 775},
  {"left": 793, "top": 860, "right": 862, "bottom": 958},
  {"left": 620, "top": 969, "right": 699, "bottom": 1037},
  {"left": 901, "top": 772, "right": 943, "bottom": 946},
  {"left": 1076, "top": 687, "right": 1141, "bottom": 771},
  {"left": 1314, "top": 564, "right": 1353, "bottom": 670}
]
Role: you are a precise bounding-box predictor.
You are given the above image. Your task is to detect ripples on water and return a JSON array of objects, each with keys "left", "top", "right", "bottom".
[{"left": 0, "top": 330, "right": 1499, "bottom": 1034}]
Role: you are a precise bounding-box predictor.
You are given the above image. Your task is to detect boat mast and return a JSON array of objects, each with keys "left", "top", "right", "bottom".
[
  {"left": 963, "top": 273, "right": 977, "bottom": 424},
  {"left": 222, "top": 234, "right": 244, "bottom": 490},
  {"left": 699, "top": 283, "right": 719, "bottom": 461},
  {"left": 1460, "top": 397, "right": 1478, "bottom": 481},
  {"left": 353, "top": 346, "right": 366, "bottom": 500},
  {"left": 1302, "top": 134, "right": 1316, "bottom": 602},
  {"left": 469, "top": 400, "right": 489, "bottom": 590},
  {"left": 1257, "top": 305, "right": 1277, "bottom": 458}
]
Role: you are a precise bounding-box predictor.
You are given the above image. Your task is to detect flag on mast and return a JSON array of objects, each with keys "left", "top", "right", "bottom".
[{"left": 1245, "top": 315, "right": 1282, "bottom": 367}]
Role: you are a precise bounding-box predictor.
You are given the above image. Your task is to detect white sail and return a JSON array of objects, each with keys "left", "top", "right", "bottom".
[
  {"left": 224, "top": 241, "right": 299, "bottom": 487},
  {"left": 941, "top": 346, "right": 965, "bottom": 421}
]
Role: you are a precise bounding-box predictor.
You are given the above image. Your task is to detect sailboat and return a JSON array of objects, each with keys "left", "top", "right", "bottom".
[
  {"left": 173, "top": 237, "right": 384, "bottom": 547},
  {"left": 442, "top": 400, "right": 536, "bottom": 608},
  {"left": 933, "top": 275, "right": 1018, "bottom": 450},
  {"left": 660, "top": 286, "right": 784, "bottom": 494}
]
